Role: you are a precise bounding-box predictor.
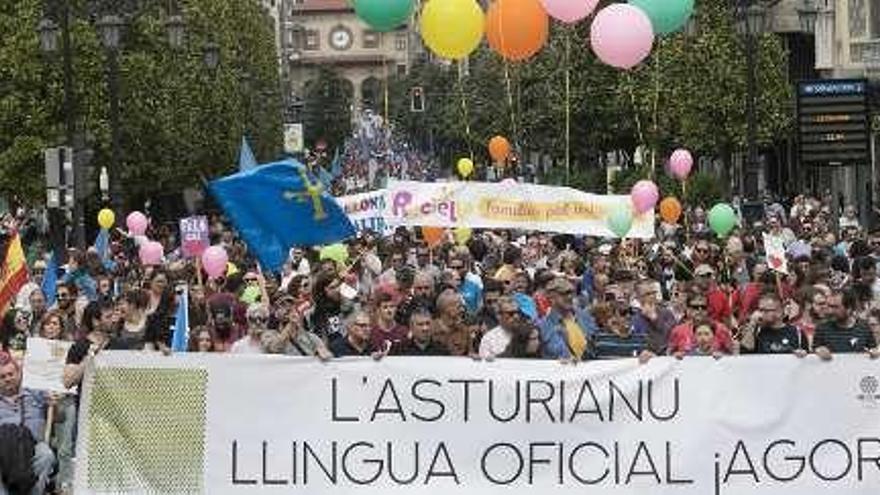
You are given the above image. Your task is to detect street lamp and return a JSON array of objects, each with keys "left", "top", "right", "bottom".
[
  {"left": 736, "top": 1, "right": 767, "bottom": 199},
  {"left": 165, "top": 14, "right": 186, "bottom": 49},
  {"left": 797, "top": 0, "right": 818, "bottom": 34},
  {"left": 37, "top": 18, "right": 59, "bottom": 53},
  {"left": 203, "top": 41, "right": 221, "bottom": 71},
  {"left": 96, "top": 15, "right": 124, "bottom": 51}
]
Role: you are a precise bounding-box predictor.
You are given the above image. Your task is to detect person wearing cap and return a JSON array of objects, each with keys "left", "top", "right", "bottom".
[
  {"left": 693, "top": 264, "right": 733, "bottom": 326},
  {"left": 538, "top": 278, "right": 598, "bottom": 361}
]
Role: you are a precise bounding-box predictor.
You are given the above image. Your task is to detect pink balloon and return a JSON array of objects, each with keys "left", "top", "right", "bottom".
[
  {"left": 669, "top": 148, "right": 694, "bottom": 180},
  {"left": 139, "top": 241, "right": 163, "bottom": 266},
  {"left": 590, "top": 4, "right": 654, "bottom": 69},
  {"left": 500, "top": 178, "right": 517, "bottom": 187},
  {"left": 540, "top": 0, "right": 599, "bottom": 23},
  {"left": 201, "top": 245, "right": 229, "bottom": 279},
  {"left": 126, "top": 211, "right": 148, "bottom": 236},
  {"left": 630, "top": 180, "right": 659, "bottom": 214}
]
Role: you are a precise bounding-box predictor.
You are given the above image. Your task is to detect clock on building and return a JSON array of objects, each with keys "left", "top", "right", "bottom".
[{"left": 329, "top": 26, "right": 353, "bottom": 51}]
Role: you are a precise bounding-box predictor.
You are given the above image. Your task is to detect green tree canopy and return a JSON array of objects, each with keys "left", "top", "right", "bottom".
[{"left": 0, "top": 0, "right": 282, "bottom": 208}]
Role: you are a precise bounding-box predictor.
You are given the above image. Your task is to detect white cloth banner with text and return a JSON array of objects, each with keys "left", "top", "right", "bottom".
[
  {"left": 384, "top": 180, "right": 654, "bottom": 238},
  {"left": 74, "top": 353, "right": 880, "bottom": 494}
]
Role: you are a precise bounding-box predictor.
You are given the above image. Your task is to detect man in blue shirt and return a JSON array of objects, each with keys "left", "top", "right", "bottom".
[
  {"left": 539, "top": 278, "right": 598, "bottom": 360},
  {"left": 0, "top": 352, "right": 57, "bottom": 495}
]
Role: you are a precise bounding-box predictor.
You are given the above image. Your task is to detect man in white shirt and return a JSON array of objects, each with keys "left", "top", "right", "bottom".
[
  {"left": 479, "top": 297, "right": 520, "bottom": 359},
  {"left": 231, "top": 305, "right": 269, "bottom": 354}
]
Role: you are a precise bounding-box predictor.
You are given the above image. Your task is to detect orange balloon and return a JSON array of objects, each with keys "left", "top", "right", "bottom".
[
  {"left": 421, "top": 226, "right": 446, "bottom": 247},
  {"left": 485, "top": 0, "right": 549, "bottom": 61},
  {"left": 488, "top": 136, "right": 511, "bottom": 163},
  {"left": 659, "top": 197, "right": 683, "bottom": 224}
]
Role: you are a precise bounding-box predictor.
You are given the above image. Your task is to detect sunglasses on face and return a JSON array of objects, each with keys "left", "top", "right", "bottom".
[
  {"left": 689, "top": 304, "right": 707, "bottom": 310},
  {"left": 248, "top": 316, "right": 268, "bottom": 323}
]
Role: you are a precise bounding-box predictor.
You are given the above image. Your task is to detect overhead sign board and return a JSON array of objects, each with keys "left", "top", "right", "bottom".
[{"left": 797, "top": 79, "right": 870, "bottom": 166}]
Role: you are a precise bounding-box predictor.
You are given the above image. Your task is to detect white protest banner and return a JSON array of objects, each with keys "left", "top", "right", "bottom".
[
  {"left": 336, "top": 189, "right": 393, "bottom": 236},
  {"left": 22, "top": 337, "right": 75, "bottom": 394},
  {"left": 74, "top": 353, "right": 880, "bottom": 495},
  {"left": 385, "top": 180, "right": 654, "bottom": 238},
  {"left": 180, "top": 215, "right": 210, "bottom": 257}
]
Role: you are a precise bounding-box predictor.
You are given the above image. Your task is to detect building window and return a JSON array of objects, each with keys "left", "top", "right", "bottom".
[
  {"left": 849, "top": 0, "right": 868, "bottom": 39},
  {"left": 849, "top": 0, "right": 880, "bottom": 63},
  {"left": 395, "top": 32, "right": 407, "bottom": 51},
  {"left": 397, "top": 64, "right": 407, "bottom": 77},
  {"left": 363, "top": 30, "right": 380, "bottom": 49},
  {"left": 304, "top": 29, "right": 319, "bottom": 50}
]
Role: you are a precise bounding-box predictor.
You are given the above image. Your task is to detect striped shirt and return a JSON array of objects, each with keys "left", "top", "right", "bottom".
[
  {"left": 592, "top": 331, "right": 648, "bottom": 359},
  {"left": 813, "top": 321, "right": 877, "bottom": 354}
]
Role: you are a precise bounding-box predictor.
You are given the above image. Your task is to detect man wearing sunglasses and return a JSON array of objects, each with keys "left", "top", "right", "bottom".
[
  {"left": 668, "top": 293, "right": 735, "bottom": 358},
  {"left": 231, "top": 305, "right": 270, "bottom": 354},
  {"left": 0, "top": 352, "right": 58, "bottom": 495},
  {"left": 538, "top": 278, "right": 598, "bottom": 361}
]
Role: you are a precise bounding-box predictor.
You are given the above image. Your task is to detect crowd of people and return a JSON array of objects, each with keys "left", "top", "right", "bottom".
[
  {"left": 304, "top": 110, "right": 438, "bottom": 196},
  {"left": 1, "top": 189, "right": 879, "bottom": 494}
]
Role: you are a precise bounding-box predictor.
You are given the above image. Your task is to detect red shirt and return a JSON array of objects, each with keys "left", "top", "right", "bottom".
[
  {"left": 707, "top": 286, "right": 733, "bottom": 323},
  {"left": 370, "top": 324, "right": 409, "bottom": 353},
  {"left": 668, "top": 321, "right": 735, "bottom": 355}
]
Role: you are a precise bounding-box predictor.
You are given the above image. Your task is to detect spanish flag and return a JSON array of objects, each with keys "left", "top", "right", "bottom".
[{"left": 0, "top": 232, "right": 28, "bottom": 314}]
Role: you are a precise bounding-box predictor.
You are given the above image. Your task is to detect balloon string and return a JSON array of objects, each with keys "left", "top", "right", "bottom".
[
  {"left": 565, "top": 27, "right": 571, "bottom": 184},
  {"left": 504, "top": 61, "right": 517, "bottom": 150},
  {"left": 683, "top": 180, "right": 690, "bottom": 243},
  {"left": 382, "top": 52, "right": 389, "bottom": 129},
  {"left": 625, "top": 72, "right": 645, "bottom": 156},
  {"left": 457, "top": 60, "right": 474, "bottom": 161},
  {"left": 651, "top": 38, "right": 663, "bottom": 178}
]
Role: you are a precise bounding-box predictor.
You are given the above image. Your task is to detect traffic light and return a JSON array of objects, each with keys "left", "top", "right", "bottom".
[{"left": 411, "top": 86, "right": 425, "bottom": 113}]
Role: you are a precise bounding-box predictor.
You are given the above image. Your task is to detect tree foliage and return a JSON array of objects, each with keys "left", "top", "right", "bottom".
[
  {"left": 302, "top": 67, "right": 353, "bottom": 149},
  {"left": 377, "top": 0, "right": 792, "bottom": 184},
  {"left": 0, "top": 0, "right": 282, "bottom": 208}
]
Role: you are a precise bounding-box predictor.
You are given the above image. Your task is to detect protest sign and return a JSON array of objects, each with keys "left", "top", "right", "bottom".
[
  {"left": 336, "top": 190, "right": 393, "bottom": 236},
  {"left": 385, "top": 181, "right": 654, "bottom": 238},
  {"left": 22, "top": 337, "right": 75, "bottom": 394},
  {"left": 74, "top": 353, "right": 880, "bottom": 494},
  {"left": 763, "top": 233, "right": 789, "bottom": 274},
  {"left": 180, "top": 216, "right": 210, "bottom": 257}
]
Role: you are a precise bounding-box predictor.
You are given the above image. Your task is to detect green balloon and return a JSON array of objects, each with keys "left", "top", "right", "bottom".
[
  {"left": 354, "top": 0, "right": 415, "bottom": 32},
  {"left": 607, "top": 208, "right": 633, "bottom": 238},
  {"left": 629, "top": 0, "right": 695, "bottom": 35},
  {"left": 708, "top": 203, "right": 737, "bottom": 237}
]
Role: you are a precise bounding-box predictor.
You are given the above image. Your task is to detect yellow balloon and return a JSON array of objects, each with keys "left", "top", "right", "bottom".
[
  {"left": 457, "top": 158, "right": 475, "bottom": 178},
  {"left": 420, "top": 0, "right": 484, "bottom": 60},
  {"left": 454, "top": 227, "right": 472, "bottom": 245},
  {"left": 97, "top": 208, "right": 115, "bottom": 230}
]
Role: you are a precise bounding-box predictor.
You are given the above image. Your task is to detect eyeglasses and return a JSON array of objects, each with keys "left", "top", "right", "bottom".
[
  {"left": 555, "top": 290, "right": 574, "bottom": 297},
  {"left": 689, "top": 304, "right": 707, "bottom": 310},
  {"left": 757, "top": 307, "right": 778, "bottom": 312},
  {"left": 248, "top": 316, "right": 268, "bottom": 323},
  {"left": 56, "top": 293, "right": 70, "bottom": 300}
]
